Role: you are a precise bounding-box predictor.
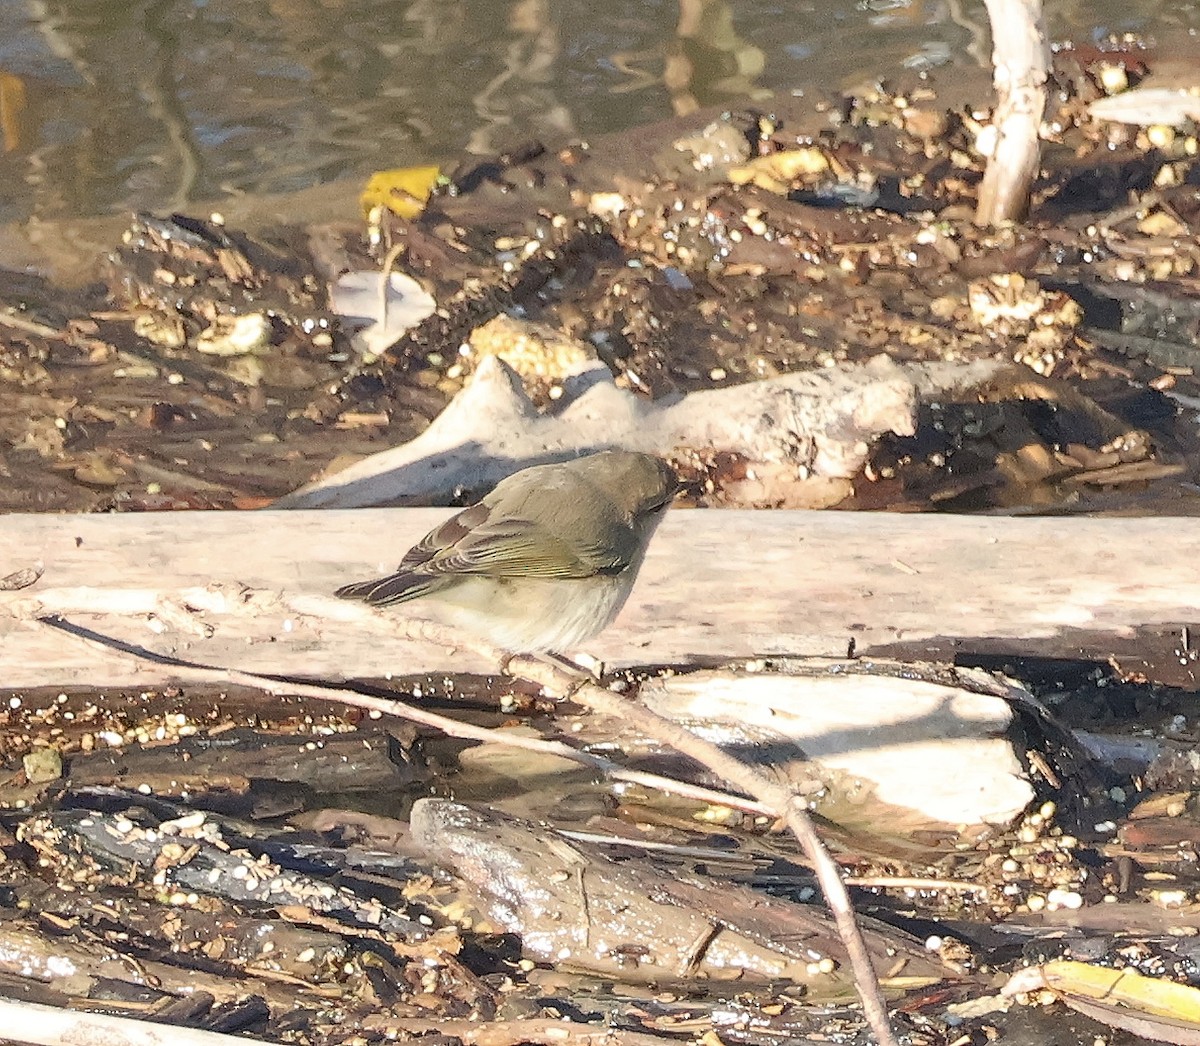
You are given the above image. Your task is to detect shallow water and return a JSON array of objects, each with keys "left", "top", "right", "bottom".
[{"left": 1, "top": 0, "right": 1196, "bottom": 250}]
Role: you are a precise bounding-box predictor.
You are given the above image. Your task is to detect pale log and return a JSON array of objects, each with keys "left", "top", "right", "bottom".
[
  {"left": 0, "top": 509, "right": 1197, "bottom": 689},
  {"left": 275, "top": 354, "right": 1005, "bottom": 509}
]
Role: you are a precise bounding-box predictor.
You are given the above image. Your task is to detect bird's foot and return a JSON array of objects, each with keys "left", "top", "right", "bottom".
[{"left": 500, "top": 650, "right": 597, "bottom": 698}]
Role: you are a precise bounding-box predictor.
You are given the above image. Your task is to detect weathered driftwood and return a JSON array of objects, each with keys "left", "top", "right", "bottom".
[
  {"left": 408, "top": 798, "right": 950, "bottom": 987},
  {"left": 275, "top": 354, "right": 1005, "bottom": 508},
  {"left": 1, "top": 509, "right": 1199, "bottom": 688},
  {"left": 638, "top": 661, "right": 1035, "bottom": 829},
  {"left": 23, "top": 807, "right": 426, "bottom": 938}
]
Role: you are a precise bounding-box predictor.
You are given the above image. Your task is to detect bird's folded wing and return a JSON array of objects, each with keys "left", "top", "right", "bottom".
[
  {"left": 399, "top": 503, "right": 490, "bottom": 569},
  {"left": 422, "top": 517, "right": 630, "bottom": 578}
]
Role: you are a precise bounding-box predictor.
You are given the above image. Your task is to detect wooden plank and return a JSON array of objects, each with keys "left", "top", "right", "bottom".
[{"left": 0, "top": 509, "right": 1197, "bottom": 689}]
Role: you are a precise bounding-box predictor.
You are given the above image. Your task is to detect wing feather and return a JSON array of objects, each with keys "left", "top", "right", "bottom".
[
  {"left": 333, "top": 573, "right": 446, "bottom": 606},
  {"left": 398, "top": 502, "right": 490, "bottom": 569},
  {"left": 423, "top": 516, "right": 628, "bottom": 578}
]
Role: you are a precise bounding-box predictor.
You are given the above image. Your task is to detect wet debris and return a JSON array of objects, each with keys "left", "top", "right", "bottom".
[
  {"left": 21, "top": 803, "right": 425, "bottom": 937},
  {"left": 0, "top": 654, "right": 1188, "bottom": 1045},
  {"left": 3, "top": 49, "right": 1200, "bottom": 510},
  {"left": 408, "top": 797, "right": 951, "bottom": 988}
]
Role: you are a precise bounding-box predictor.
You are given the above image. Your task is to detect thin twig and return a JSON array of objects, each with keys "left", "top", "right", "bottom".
[
  {"left": 38, "top": 615, "right": 772, "bottom": 817},
  {"left": 378, "top": 240, "right": 406, "bottom": 329},
  {"left": 514, "top": 657, "right": 901, "bottom": 1046},
  {"left": 0, "top": 310, "right": 65, "bottom": 339},
  {"left": 40, "top": 614, "right": 900, "bottom": 1046}
]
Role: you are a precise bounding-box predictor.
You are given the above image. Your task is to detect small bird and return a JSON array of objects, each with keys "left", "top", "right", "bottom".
[{"left": 335, "top": 450, "right": 678, "bottom": 654}]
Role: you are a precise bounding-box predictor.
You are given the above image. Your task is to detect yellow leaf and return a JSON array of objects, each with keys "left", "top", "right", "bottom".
[
  {"left": 727, "top": 148, "right": 830, "bottom": 193},
  {"left": 1041, "top": 960, "right": 1200, "bottom": 1023},
  {"left": 0, "top": 71, "right": 28, "bottom": 153},
  {"left": 361, "top": 165, "right": 442, "bottom": 220}
]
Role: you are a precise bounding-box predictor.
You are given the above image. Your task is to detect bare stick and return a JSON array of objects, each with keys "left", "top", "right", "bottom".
[
  {"left": 42, "top": 615, "right": 900, "bottom": 1046},
  {"left": 975, "top": 0, "right": 1050, "bottom": 225},
  {"left": 38, "top": 615, "right": 772, "bottom": 817}
]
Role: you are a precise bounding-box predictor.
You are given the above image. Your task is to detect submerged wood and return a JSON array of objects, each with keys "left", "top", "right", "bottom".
[
  {"left": 1, "top": 509, "right": 1199, "bottom": 687},
  {"left": 67, "top": 726, "right": 423, "bottom": 796},
  {"left": 408, "top": 797, "right": 951, "bottom": 987},
  {"left": 275, "top": 354, "right": 1005, "bottom": 509}
]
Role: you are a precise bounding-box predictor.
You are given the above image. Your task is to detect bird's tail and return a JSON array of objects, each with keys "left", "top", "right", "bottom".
[{"left": 334, "top": 572, "right": 443, "bottom": 607}]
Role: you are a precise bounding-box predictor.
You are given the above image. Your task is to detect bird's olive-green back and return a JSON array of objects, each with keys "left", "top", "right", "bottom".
[{"left": 403, "top": 451, "right": 675, "bottom": 580}]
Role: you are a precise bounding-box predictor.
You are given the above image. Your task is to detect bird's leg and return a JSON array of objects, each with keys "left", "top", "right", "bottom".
[
  {"left": 501, "top": 651, "right": 596, "bottom": 698},
  {"left": 534, "top": 650, "right": 607, "bottom": 683}
]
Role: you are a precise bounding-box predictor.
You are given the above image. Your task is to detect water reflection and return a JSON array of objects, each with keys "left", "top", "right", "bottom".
[{"left": 0, "top": 0, "right": 1195, "bottom": 240}]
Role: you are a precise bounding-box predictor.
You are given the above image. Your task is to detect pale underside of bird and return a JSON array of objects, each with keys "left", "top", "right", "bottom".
[{"left": 334, "top": 450, "right": 677, "bottom": 653}]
